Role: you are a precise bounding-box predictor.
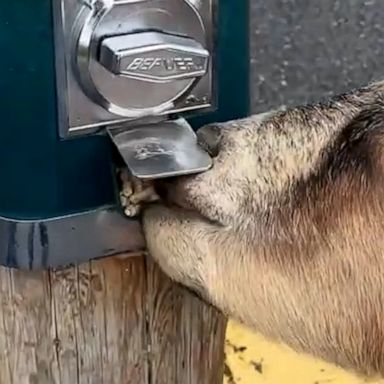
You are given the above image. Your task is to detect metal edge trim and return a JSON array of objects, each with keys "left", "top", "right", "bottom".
[{"left": 0, "top": 207, "right": 144, "bottom": 271}]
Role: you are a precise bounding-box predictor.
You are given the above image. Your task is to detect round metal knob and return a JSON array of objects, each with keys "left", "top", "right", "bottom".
[{"left": 73, "top": 0, "right": 210, "bottom": 118}]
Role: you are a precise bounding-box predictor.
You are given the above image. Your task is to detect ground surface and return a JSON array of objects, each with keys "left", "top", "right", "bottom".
[{"left": 224, "top": 322, "right": 384, "bottom": 384}]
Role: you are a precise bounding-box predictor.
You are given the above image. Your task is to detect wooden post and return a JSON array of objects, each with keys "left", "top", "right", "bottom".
[{"left": 0, "top": 254, "right": 227, "bottom": 384}]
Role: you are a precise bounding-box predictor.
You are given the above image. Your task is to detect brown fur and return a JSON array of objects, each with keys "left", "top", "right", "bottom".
[{"left": 142, "top": 80, "right": 384, "bottom": 377}]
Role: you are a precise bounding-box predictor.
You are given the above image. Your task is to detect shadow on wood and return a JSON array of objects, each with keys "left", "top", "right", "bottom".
[{"left": 0, "top": 255, "right": 227, "bottom": 384}]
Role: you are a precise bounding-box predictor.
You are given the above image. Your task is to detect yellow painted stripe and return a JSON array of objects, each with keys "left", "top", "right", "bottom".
[{"left": 224, "top": 321, "right": 384, "bottom": 384}]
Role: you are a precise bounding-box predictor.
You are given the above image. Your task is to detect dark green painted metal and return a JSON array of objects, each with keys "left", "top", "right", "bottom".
[
  {"left": 190, "top": 0, "right": 251, "bottom": 128},
  {"left": 0, "top": 0, "right": 250, "bottom": 221}
]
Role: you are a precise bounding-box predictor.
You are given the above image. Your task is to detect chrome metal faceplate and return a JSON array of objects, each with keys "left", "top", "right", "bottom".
[{"left": 53, "top": 0, "right": 216, "bottom": 137}]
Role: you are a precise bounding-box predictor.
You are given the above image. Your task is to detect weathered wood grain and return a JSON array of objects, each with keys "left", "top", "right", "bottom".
[
  {"left": 146, "top": 258, "right": 227, "bottom": 384},
  {"left": 0, "top": 254, "right": 227, "bottom": 384},
  {"left": 50, "top": 256, "right": 149, "bottom": 384}
]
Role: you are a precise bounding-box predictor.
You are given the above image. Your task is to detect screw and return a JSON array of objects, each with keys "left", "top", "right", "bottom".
[{"left": 186, "top": 95, "right": 199, "bottom": 104}]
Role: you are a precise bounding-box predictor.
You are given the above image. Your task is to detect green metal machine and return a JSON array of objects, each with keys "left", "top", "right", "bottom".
[{"left": 0, "top": 0, "right": 249, "bottom": 269}]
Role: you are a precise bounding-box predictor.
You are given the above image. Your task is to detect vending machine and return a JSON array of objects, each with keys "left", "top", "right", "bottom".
[{"left": 0, "top": 0, "right": 250, "bottom": 269}]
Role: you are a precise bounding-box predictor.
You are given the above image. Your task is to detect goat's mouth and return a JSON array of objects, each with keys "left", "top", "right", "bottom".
[
  {"left": 152, "top": 180, "right": 193, "bottom": 211},
  {"left": 151, "top": 181, "right": 222, "bottom": 226}
]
